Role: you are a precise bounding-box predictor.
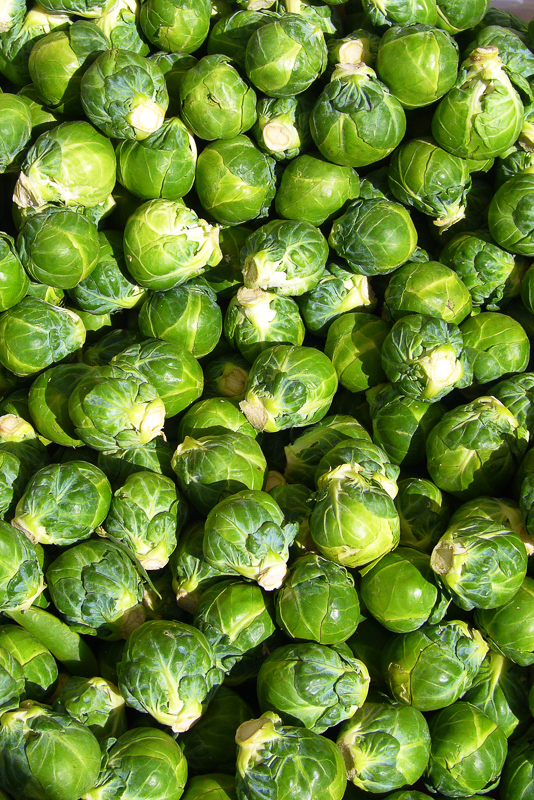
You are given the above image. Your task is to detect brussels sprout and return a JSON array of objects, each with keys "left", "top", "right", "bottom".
[
  {"left": 94, "top": 0, "right": 149, "bottom": 55},
  {"left": 224, "top": 288, "right": 305, "bottom": 363},
  {"left": 439, "top": 230, "right": 520, "bottom": 310},
  {"left": 377, "top": 24, "right": 458, "bottom": 109},
  {"left": 382, "top": 620, "right": 489, "bottom": 711},
  {"left": 208, "top": 9, "right": 278, "bottom": 67},
  {"left": 460, "top": 311, "right": 530, "bottom": 384},
  {"left": 275, "top": 553, "right": 359, "bottom": 645},
  {"left": 81, "top": 48, "right": 168, "bottom": 141},
  {"left": 435, "top": 0, "right": 491, "bottom": 34},
  {"left": 500, "top": 730, "right": 534, "bottom": 800},
  {"left": 329, "top": 198, "right": 417, "bottom": 276},
  {"left": 324, "top": 312, "right": 390, "bottom": 393},
  {"left": 169, "top": 520, "right": 230, "bottom": 613},
  {"left": 178, "top": 399, "right": 256, "bottom": 441},
  {"left": 384, "top": 260, "right": 472, "bottom": 324},
  {"left": 368, "top": 383, "right": 445, "bottom": 467},
  {"left": 0, "top": 298, "right": 85, "bottom": 378},
  {"left": 0, "top": 646, "right": 24, "bottom": 713},
  {"left": 450, "top": 495, "right": 526, "bottom": 536},
  {"left": 13, "top": 120, "right": 116, "bottom": 211},
  {"left": 314, "top": 438, "right": 399, "bottom": 495},
  {"left": 203, "top": 489, "right": 296, "bottom": 590},
  {"left": 431, "top": 518, "right": 528, "bottom": 611},
  {"left": 337, "top": 702, "right": 431, "bottom": 793},
  {"left": 310, "top": 463, "right": 400, "bottom": 568},
  {"left": 326, "top": 28, "right": 380, "bottom": 70},
  {"left": 235, "top": 712, "right": 347, "bottom": 800},
  {"left": 426, "top": 396, "right": 529, "bottom": 499},
  {"left": 181, "top": 687, "right": 253, "bottom": 776},
  {"left": 362, "top": 0, "right": 438, "bottom": 27},
  {"left": 203, "top": 351, "right": 250, "bottom": 405},
  {"left": 102, "top": 471, "right": 185, "bottom": 569},
  {"left": 139, "top": 278, "right": 222, "bottom": 359},
  {"left": 182, "top": 774, "right": 237, "bottom": 800},
  {"left": 244, "top": 14, "right": 327, "bottom": 97},
  {"left": 53, "top": 675, "right": 126, "bottom": 741},
  {"left": 310, "top": 64, "right": 406, "bottom": 168},
  {"left": 432, "top": 47, "right": 524, "bottom": 161},
  {"left": 0, "top": 625, "right": 57, "bottom": 703},
  {"left": 252, "top": 93, "right": 313, "bottom": 161},
  {"left": 463, "top": 651, "right": 530, "bottom": 740},
  {"left": 0, "top": 5, "right": 70, "bottom": 87},
  {"left": 425, "top": 702, "right": 507, "bottom": 796},
  {"left": 298, "top": 264, "right": 375, "bottom": 337},
  {"left": 46, "top": 539, "right": 145, "bottom": 640},
  {"left": 488, "top": 174, "right": 534, "bottom": 257},
  {"left": 475, "top": 576, "right": 534, "bottom": 666},
  {"left": 139, "top": 0, "right": 211, "bottom": 52},
  {"left": 0, "top": 94, "right": 32, "bottom": 173},
  {"left": 0, "top": 415, "right": 49, "bottom": 518},
  {"left": 116, "top": 117, "right": 196, "bottom": 202},
  {"left": 12, "top": 460, "right": 111, "bottom": 546},
  {"left": 81, "top": 329, "right": 142, "bottom": 368},
  {"left": 240, "top": 345, "right": 338, "bottom": 433},
  {"left": 195, "top": 135, "right": 276, "bottom": 226},
  {"left": 395, "top": 477, "right": 450, "bottom": 552},
  {"left": 0, "top": 702, "right": 101, "bottom": 800},
  {"left": 118, "top": 619, "right": 223, "bottom": 732},
  {"left": 0, "top": 233, "right": 29, "bottom": 313}
]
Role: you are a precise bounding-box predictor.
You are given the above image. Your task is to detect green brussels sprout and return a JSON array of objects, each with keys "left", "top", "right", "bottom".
[
  {"left": 382, "top": 620, "right": 489, "bottom": 711},
  {"left": 488, "top": 174, "right": 534, "bottom": 256},
  {"left": 475, "top": 576, "right": 534, "bottom": 666},
  {"left": 460, "top": 311, "right": 530, "bottom": 384},
  {"left": 463, "top": 651, "right": 530, "bottom": 740},
  {"left": 395, "top": 477, "right": 450, "bottom": 552},
  {"left": 377, "top": 24, "right": 458, "bottom": 109},
  {"left": 102, "top": 471, "right": 185, "bottom": 569},
  {"left": 310, "top": 64, "right": 406, "bottom": 168},
  {"left": 439, "top": 230, "right": 520, "bottom": 310},
  {"left": 14, "top": 120, "right": 116, "bottom": 211},
  {"left": 37, "top": 0, "right": 111, "bottom": 16},
  {"left": 0, "top": 415, "right": 49, "bottom": 517},
  {"left": 361, "top": 0, "right": 438, "bottom": 27},
  {"left": 0, "top": 702, "right": 101, "bottom": 800},
  {"left": 0, "top": 625, "right": 57, "bottom": 703},
  {"left": 252, "top": 93, "right": 313, "bottom": 161},
  {"left": 0, "top": 233, "right": 29, "bottom": 313},
  {"left": 84, "top": 727, "right": 188, "bottom": 800},
  {"left": 224, "top": 288, "right": 305, "bottom": 364},
  {"left": 326, "top": 28, "right": 380, "bottom": 70},
  {"left": 240, "top": 344, "right": 338, "bottom": 433},
  {"left": 298, "top": 264, "right": 375, "bottom": 337},
  {"left": 81, "top": 329, "right": 142, "bottom": 368},
  {"left": 388, "top": 139, "right": 471, "bottom": 230},
  {"left": 0, "top": 645, "right": 24, "bottom": 713},
  {"left": 450, "top": 495, "right": 526, "bottom": 536},
  {"left": 329, "top": 198, "right": 417, "bottom": 276},
  {"left": 139, "top": 278, "right": 222, "bottom": 359},
  {"left": 426, "top": 396, "right": 529, "bottom": 499},
  {"left": 46, "top": 539, "right": 145, "bottom": 640},
  {"left": 241, "top": 219, "right": 328, "bottom": 297},
  {"left": 81, "top": 48, "right": 168, "bottom": 141},
  {"left": 0, "top": 94, "right": 32, "bottom": 173},
  {"left": 257, "top": 642, "right": 369, "bottom": 733},
  {"left": 139, "top": 0, "right": 211, "bottom": 52},
  {"left": 368, "top": 383, "right": 445, "bottom": 467},
  {"left": 314, "top": 437, "right": 399, "bottom": 495},
  {"left": 0, "top": 298, "right": 85, "bottom": 378},
  {"left": 499, "top": 730, "right": 534, "bottom": 800},
  {"left": 432, "top": 47, "right": 524, "bottom": 161},
  {"left": 275, "top": 153, "right": 359, "bottom": 226},
  {"left": 195, "top": 135, "right": 276, "bottom": 226},
  {"left": 0, "top": 521, "right": 44, "bottom": 612},
  {"left": 178, "top": 398, "right": 256, "bottom": 441},
  {"left": 203, "top": 351, "right": 250, "bottom": 405},
  {"left": 466, "top": 23, "right": 534, "bottom": 92},
  {"left": 123, "top": 198, "right": 221, "bottom": 292},
  {"left": 360, "top": 546, "right": 448, "bottom": 633},
  {"left": 94, "top": 0, "right": 149, "bottom": 55},
  {"left": 179, "top": 55, "right": 256, "bottom": 141},
  {"left": 12, "top": 460, "right": 111, "bottom": 546},
  {"left": 0, "top": 5, "right": 70, "bottom": 87},
  {"left": 381, "top": 314, "right": 469, "bottom": 402},
  {"left": 275, "top": 553, "right": 359, "bottom": 645},
  {"left": 53, "top": 675, "right": 126, "bottom": 741},
  {"left": 181, "top": 687, "right": 253, "bottom": 776},
  {"left": 324, "top": 312, "right": 390, "bottom": 393},
  {"left": 194, "top": 578, "right": 277, "bottom": 682},
  {"left": 17, "top": 207, "right": 99, "bottom": 289},
  {"left": 116, "top": 117, "right": 196, "bottom": 202},
  {"left": 118, "top": 619, "right": 223, "bottom": 732},
  {"left": 203, "top": 489, "right": 296, "bottom": 590},
  {"left": 244, "top": 14, "right": 327, "bottom": 97},
  {"left": 283, "top": 414, "right": 371, "bottom": 487},
  {"left": 169, "top": 520, "right": 230, "bottom": 613},
  {"left": 112, "top": 338, "right": 203, "bottom": 418},
  {"left": 68, "top": 364, "right": 166, "bottom": 451},
  {"left": 337, "top": 702, "right": 431, "bottom": 793},
  {"left": 172, "top": 432, "right": 266, "bottom": 516},
  {"left": 182, "top": 774, "right": 237, "bottom": 800},
  {"left": 431, "top": 518, "right": 528, "bottom": 611},
  {"left": 236, "top": 712, "right": 347, "bottom": 800},
  {"left": 28, "top": 21, "right": 109, "bottom": 116},
  {"left": 425, "top": 702, "right": 507, "bottom": 796},
  {"left": 435, "top": 0, "right": 491, "bottom": 34},
  {"left": 310, "top": 463, "right": 400, "bottom": 568},
  {"left": 208, "top": 9, "right": 278, "bottom": 68}
]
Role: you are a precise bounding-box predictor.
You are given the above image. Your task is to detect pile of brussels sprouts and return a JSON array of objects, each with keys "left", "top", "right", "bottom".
[{"left": 2, "top": 0, "right": 534, "bottom": 798}]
